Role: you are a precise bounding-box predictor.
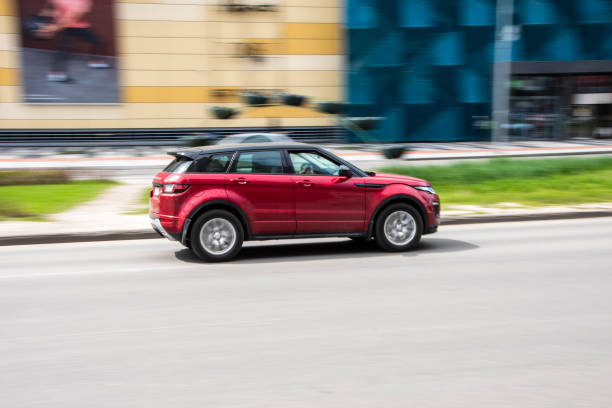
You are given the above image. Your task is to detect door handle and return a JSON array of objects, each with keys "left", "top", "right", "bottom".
[
  {"left": 296, "top": 180, "right": 313, "bottom": 187},
  {"left": 230, "top": 178, "right": 248, "bottom": 185}
]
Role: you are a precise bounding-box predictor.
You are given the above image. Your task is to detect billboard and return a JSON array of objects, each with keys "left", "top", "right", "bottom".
[{"left": 17, "top": 0, "right": 119, "bottom": 104}]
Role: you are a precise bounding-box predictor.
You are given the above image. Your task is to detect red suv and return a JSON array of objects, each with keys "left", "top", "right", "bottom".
[{"left": 150, "top": 143, "right": 440, "bottom": 261}]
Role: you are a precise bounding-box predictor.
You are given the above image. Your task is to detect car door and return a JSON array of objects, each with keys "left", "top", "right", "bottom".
[
  {"left": 224, "top": 149, "right": 296, "bottom": 236},
  {"left": 289, "top": 150, "right": 365, "bottom": 234}
]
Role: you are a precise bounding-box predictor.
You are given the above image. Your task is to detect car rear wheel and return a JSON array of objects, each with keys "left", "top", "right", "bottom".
[
  {"left": 374, "top": 204, "right": 423, "bottom": 252},
  {"left": 190, "top": 210, "right": 244, "bottom": 262}
]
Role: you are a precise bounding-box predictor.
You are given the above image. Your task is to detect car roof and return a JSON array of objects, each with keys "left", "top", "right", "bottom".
[
  {"left": 169, "top": 142, "right": 319, "bottom": 158},
  {"left": 166, "top": 142, "right": 369, "bottom": 177}
]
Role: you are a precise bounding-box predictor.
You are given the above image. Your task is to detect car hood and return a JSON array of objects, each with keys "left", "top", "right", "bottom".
[{"left": 367, "top": 172, "right": 430, "bottom": 186}]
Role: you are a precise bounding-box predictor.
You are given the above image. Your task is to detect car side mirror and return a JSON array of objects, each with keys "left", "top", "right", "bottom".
[{"left": 339, "top": 165, "right": 353, "bottom": 178}]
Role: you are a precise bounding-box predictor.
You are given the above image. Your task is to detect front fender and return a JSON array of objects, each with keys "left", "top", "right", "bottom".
[{"left": 365, "top": 184, "right": 433, "bottom": 237}]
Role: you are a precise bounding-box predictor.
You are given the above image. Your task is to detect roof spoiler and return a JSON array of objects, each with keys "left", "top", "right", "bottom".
[{"left": 167, "top": 150, "right": 199, "bottom": 159}]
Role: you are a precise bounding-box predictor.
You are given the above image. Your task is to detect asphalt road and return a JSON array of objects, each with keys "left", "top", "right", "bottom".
[{"left": 1, "top": 217, "right": 612, "bottom": 407}]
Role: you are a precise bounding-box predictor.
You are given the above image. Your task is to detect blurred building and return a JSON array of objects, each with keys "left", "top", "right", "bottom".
[
  {"left": 347, "top": 0, "right": 612, "bottom": 141},
  {"left": 0, "top": 0, "right": 343, "bottom": 136}
]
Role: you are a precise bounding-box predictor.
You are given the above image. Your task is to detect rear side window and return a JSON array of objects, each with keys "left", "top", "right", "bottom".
[
  {"left": 192, "top": 153, "right": 233, "bottom": 173},
  {"left": 233, "top": 150, "right": 284, "bottom": 174},
  {"left": 163, "top": 156, "right": 193, "bottom": 173}
]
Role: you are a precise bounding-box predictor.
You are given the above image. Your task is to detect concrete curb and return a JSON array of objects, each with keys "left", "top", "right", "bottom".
[
  {"left": 0, "top": 230, "right": 160, "bottom": 247},
  {"left": 442, "top": 210, "right": 612, "bottom": 225},
  {"left": 2, "top": 210, "right": 612, "bottom": 246}
]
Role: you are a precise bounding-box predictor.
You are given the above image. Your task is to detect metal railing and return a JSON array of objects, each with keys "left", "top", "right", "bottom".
[{"left": 0, "top": 127, "right": 346, "bottom": 147}]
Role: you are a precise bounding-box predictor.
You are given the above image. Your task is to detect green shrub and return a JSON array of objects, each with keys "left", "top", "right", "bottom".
[
  {"left": 0, "top": 180, "right": 117, "bottom": 221},
  {"left": 0, "top": 199, "right": 32, "bottom": 218},
  {"left": 378, "top": 157, "right": 612, "bottom": 206}
]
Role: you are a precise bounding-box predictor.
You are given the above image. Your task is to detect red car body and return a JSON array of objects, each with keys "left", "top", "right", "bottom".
[{"left": 150, "top": 143, "right": 440, "bottom": 260}]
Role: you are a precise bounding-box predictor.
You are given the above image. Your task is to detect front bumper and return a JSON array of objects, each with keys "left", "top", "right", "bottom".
[
  {"left": 423, "top": 200, "right": 440, "bottom": 235},
  {"left": 433, "top": 201, "right": 440, "bottom": 218},
  {"left": 424, "top": 225, "right": 438, "bottom": 234}
]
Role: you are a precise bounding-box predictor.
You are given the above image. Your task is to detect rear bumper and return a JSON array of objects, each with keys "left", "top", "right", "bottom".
[{"left": 150, "top": 217, "right": 181, "bottom": 241}]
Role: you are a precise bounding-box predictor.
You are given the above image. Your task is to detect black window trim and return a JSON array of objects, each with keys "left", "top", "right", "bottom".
[
  {"left": 186, "top": 146, "right": 368, "bottom": 177},
  {"left": 227, "top": 149, "right": 292, "bottom": 175},
  {"left": 280, "top": 149, "right": 292, "bottom": 173},
  {"left": 226, "top": 151, "right": 238, "bottom": 173},
  {"left": 183, "top": 152, "right": 235, "bottom": 174},
  {"left": 285, "top": 148, "right": 367, "bottom": 177}
]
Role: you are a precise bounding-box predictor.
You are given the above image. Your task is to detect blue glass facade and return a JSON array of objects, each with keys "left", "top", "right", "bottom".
[{"left": 346, "top": 0, "right": 612, "bottom": 141}]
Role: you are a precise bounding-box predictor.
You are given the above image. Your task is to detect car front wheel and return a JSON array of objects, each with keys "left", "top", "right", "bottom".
[
  {"left": 374, "top": 204, "right": 423, "bottom": 252},
  {"left": 190, "top": 210, "right": 244, "bottom": 262}
]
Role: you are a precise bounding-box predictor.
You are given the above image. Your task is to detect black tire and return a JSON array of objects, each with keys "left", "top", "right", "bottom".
[
  {"left": 374, "top": 204, "right": 423, "bottom": 252},
  {"left": 190, "top": 210, "right": 244, "bottom": 262}
]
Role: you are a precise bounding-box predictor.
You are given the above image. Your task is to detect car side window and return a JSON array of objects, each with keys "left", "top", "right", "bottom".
[
  {"left": 192, "top": 153, "right": 233, "bottom": 173},
  {"left": 233, "top": 150, "right": 284, "bottom": 174},
  {"left": 289, "top": 151, "right": 341, "bottom": 176}
]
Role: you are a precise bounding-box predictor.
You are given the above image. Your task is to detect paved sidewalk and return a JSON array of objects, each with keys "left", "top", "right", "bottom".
[
  {"left": 0, "top": 180, "right": 152, "bottom": 245},
  {"left": 442, "top": 202, "right": 612, "bottom": 224}
]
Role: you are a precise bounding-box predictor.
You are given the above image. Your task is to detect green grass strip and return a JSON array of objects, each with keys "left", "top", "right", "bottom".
[
  {"left": 378, "top": 157, "right": 612, "bottom": 207},
  {"left": 0, "top": 180, "right": 117, "bottom": 221},
  {"left": 379, "top": 156, "right": 612, "bottom": 184}
]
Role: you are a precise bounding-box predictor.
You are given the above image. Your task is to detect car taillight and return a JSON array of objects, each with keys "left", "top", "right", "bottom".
[
  {"left": 162, "top": 184, "right": 190, "bottom": 194},
  {"left": 153, "top": 182, "right": 162, "bottom": 197}
]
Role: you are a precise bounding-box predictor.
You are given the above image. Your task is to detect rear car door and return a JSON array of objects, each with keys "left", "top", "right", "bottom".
[
  {"left": 289, "top": 150, "right": 365, "bottom": 234},
  {"left": 224, "top": 149, "right": 296, "bottom": 236}
]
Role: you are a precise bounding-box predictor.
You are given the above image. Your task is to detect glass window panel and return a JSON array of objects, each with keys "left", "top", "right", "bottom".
[
  {"left": 234, "top": 151, "right": 284, "bottom": 174},
  {"left": 193, "top": 153, "right": 232, "bottom": 173},
  {"left": 290, "top": 152, "right": 340, "bottom": 176}
]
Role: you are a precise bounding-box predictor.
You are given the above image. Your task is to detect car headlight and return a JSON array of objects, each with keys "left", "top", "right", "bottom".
[{"left": 413, "top": 185, "right": 436, "bottom": 195}]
